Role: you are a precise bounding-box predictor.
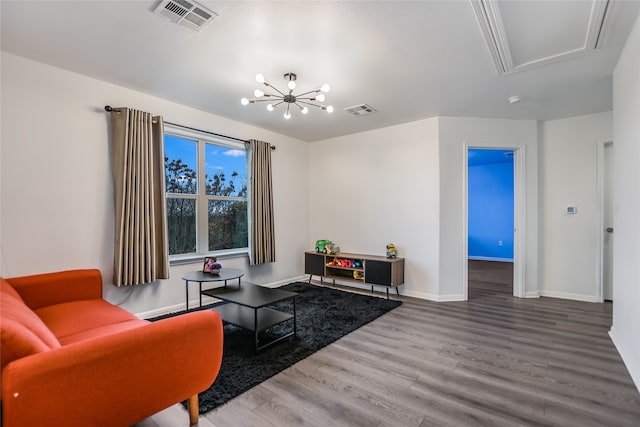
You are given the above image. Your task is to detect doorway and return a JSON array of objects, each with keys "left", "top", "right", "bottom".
[{"left": 465, "top": 147, "right": 518, "bottom": 299}]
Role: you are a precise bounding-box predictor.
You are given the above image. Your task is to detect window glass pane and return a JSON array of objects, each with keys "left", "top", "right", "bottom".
[
  {"left": 165, "top": 135, "right": 198, "bottom": 194},
  {"left": 208, "top": 200, "right": 248, "bottom": 251},
  {"left": 167, "top": 198, "right": 197, "bottom": 255},
  {"left": 205, "top": 144, "right": 247, "bottom": 197}
]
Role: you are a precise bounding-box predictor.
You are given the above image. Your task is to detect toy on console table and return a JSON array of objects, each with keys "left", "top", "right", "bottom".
[
  {"left": 386, "top": 243, "right": 397, "bottom": 258},
  {"left": 335, "top": 258, "right": 354, "bottom": 268},
  {"left": 203, "top": 256, "right": 222, "bottom": 274},
  {"left": 315, "top": 239, "right": 340, "bottom": 254}
]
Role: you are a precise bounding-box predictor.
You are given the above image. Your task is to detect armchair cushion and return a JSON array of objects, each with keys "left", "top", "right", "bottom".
[
  {"left": 35, "top": 299, "right": 143, "bottom": 342},
  {"left": 1, "top": 279, "right": 61, "bottom": 369}
]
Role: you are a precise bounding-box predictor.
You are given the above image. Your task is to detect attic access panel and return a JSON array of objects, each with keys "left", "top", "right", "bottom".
[{"left": 472, "top": 0, "right": 610, "bottom": 74}]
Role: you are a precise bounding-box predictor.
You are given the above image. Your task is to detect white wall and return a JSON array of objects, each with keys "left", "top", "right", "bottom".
[
  {"left": 309, "top": 118, "right": 441, "bottom": 299},
  {"left": 0, "top": 52, "right": 309, "bottom": 316},
  {"left": 538, "top": 112, "right": 612, "bottom": 302},
  {"left": 611, "top": 14, "right": 640, "bottom": 390},
  {"left": 438, "top": 117, "right": 539, "bottom": 299}
]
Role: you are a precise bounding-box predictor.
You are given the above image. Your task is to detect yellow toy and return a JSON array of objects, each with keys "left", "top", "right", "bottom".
[{"left": 386, "top": 243, "right": 397, "bottom": 258}]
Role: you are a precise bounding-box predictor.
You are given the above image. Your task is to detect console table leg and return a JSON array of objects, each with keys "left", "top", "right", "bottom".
[
  {"left": 199, "top": 282, "right": 202, "bottom": 307},
  {"left": 396, "top": 287, "right": 400, "bottom": 296}
]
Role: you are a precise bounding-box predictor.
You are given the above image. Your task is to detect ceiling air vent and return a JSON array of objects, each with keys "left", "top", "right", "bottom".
[
  {"left": 344, "top": 104, "right": 378, "bottom": 116},
  {"left": 153, "top": 0, "right": 217, "bottom": 32}
]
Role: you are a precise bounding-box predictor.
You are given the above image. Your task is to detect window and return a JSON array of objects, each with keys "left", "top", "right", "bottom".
[{"left": 164, "top": 125, "right": 248, "bottom": 257}]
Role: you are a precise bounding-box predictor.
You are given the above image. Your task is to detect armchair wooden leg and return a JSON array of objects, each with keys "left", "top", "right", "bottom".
[{"left": 187, "top": 394, "right": 199, "bottom": 425}]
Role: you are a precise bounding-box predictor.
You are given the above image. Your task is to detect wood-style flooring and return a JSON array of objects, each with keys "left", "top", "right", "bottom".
[{"left": 137, "top": 266, "right": 640, "bottom": 426}]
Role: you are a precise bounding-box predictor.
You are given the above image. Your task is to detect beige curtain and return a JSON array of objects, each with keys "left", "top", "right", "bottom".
[
  {"left": 110, "top": 108, "right": 169, "bottom": 286},
  {"left": 248, "top": 139, "right": 276, "bottom": 265}
]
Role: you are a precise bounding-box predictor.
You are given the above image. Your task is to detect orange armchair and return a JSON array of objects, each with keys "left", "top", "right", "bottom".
[{"left": 1, "top": 269, "right": 223, "bottom": 426}]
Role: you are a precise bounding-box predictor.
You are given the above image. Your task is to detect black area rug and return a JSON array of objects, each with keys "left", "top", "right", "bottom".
[{"left": 151, "top": 282, "right": 401, "bottom": 414}]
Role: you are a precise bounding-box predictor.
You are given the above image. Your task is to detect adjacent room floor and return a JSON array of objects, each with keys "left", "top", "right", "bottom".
[{"left": 468, "top": 259, "right": 513, "bottom": 299}]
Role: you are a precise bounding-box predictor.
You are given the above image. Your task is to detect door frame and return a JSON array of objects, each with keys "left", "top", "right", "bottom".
[
  {"left": 596, "top": 139, "right": 614, "bottom": 303},
  {"left": 462, "top": 144, "right": 526, "bottom": 299}
]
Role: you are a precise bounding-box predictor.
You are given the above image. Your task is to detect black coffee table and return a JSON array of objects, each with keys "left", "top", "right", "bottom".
[
  {"left": 182, "top": 269, "right": 245, "bottom": 310},
  {"left": 202, "top": 284, "right": 297, "bottom": 353}
]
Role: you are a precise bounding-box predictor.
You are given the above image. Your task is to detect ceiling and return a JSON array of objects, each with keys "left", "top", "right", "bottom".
[{"left": 2, "top": 0, "right": 638, "bottom": 142}]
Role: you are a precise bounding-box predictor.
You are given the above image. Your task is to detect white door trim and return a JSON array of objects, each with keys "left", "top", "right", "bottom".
[
  {"left": 596, "top": 139, "right": 614, "bottom": 303},
  {"left": 513, "top": 146, "right": 526, "bottom": 298},
  {"left": 463, "top": 144, "right": 525, "bottom": 299},
  {"left": 462, "top": 146, "right": 469, "bottom": 301}
]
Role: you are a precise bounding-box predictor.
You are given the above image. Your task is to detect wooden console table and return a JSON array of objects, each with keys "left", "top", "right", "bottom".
[{"left": 304, "top": 251, "right": 404, "bottom": 298}]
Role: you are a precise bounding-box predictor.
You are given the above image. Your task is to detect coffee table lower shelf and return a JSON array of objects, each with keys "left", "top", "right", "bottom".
[{"left": 215, "top": 302, "right": 296, "bottom": 353}]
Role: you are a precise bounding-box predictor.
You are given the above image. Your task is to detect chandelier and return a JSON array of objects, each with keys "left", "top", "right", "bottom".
[{"left": 241, "top": 73, "right": 333, "bottom": 119}]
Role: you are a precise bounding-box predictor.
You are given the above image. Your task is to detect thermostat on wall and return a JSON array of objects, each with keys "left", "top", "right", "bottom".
[{"left": 566, "top": 206, "right": 577, "bottom": 214}]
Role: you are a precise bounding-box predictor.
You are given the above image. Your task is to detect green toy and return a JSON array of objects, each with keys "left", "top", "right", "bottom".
[{"left": 315, "top": 239, "right": 340, "bottom": 254}]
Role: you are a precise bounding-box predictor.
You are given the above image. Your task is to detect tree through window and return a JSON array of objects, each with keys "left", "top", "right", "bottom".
[{"left": 164, "top": 129, "right": 248, "bottom": 256}]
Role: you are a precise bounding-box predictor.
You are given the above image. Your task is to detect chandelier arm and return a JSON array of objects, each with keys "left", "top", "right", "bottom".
[
  {"left": 294, "top": 89, "right": 321, "bottom": 98},
  {"left": 296, "top": 100, "right": 325, "bottom": 109},
  {"left": 263, "top": 82, "right": 287, "bottom": 97},
  {"left": 250, "top": 98, "right": 281, "bottom": 103}
]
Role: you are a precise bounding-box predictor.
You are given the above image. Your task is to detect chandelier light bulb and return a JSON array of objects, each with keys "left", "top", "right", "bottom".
[
  {"left": 300, "top": 106, "right": 309, "bottom": 114},
  {"left": 256, "top": 73, "right": 265, "bottom": 83},
  {"left": 315, "top": 93, "right": 325, "bottom": 102},
  {"left": 326, "top": 105, "right": 334, "bottom": 113},
  {"left": 241, "top": 97, "right": 249, "bottom": 106},
  {"left": 284, "top": 110, "right": 291, "bottom": 120},
  {"left": 267, "top": 103, "right": 274, "bottom": 111},
  {"left": 288, "top": 80, "right": 296, "bottom": 90},
  {"left": 254, "top": 89, "right": 264, "bottom": 98},
  {"left": 320, "top": 83, "right": 331, "bottom": 93}
]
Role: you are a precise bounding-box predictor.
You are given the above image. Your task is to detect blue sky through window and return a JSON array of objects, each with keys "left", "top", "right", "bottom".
[{"left": 164, "top": 134, "right": 246, "bottom": 197}]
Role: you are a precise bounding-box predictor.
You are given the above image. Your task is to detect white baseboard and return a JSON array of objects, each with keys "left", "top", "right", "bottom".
[
  {"left": 136, "top": 302, "right": 189, "bottom": 319},
  {"left": 538, "top": 289, "right": 598, "bottom": 303},
  {"left": 310, "top": 276, "right": 463, "bottom": 302},
  {"left": 433, "top": 293, "right": 466, "bottom": 302},
  {"left": 468, "top": 256, "right": 514, "bottom": 262},
  {"left": 609, "top": 328, "right": 640, "bottom": 393},
  {"left": 261, "top": 275, "right": 308, "bottom": 288}
]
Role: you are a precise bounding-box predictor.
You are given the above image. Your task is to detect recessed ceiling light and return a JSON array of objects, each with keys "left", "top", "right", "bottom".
[{"left": 508, "top": 95, "right": 522, "bottom": 104}]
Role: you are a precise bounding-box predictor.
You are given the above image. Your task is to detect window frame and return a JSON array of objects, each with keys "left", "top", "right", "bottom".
[{"left": 164, "top": 123, "right": 249, "bottom": 263}]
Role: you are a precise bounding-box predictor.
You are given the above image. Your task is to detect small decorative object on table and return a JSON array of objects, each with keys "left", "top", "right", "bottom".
[
  {"left": 203, "top": 256, "right": 222, "bottom": 275},
  {"left": 386, "top": 243, "right": 397, "bottom": 258}
]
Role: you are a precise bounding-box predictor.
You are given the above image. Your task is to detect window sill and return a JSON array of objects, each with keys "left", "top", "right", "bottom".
[{"left": 169, "top": 250, "right": 249, "bottom": 266}]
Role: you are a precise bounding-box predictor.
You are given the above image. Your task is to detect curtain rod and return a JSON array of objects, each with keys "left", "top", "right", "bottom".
[{"left": 104, "top": 106, "right": 275, "bottom": 150}]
